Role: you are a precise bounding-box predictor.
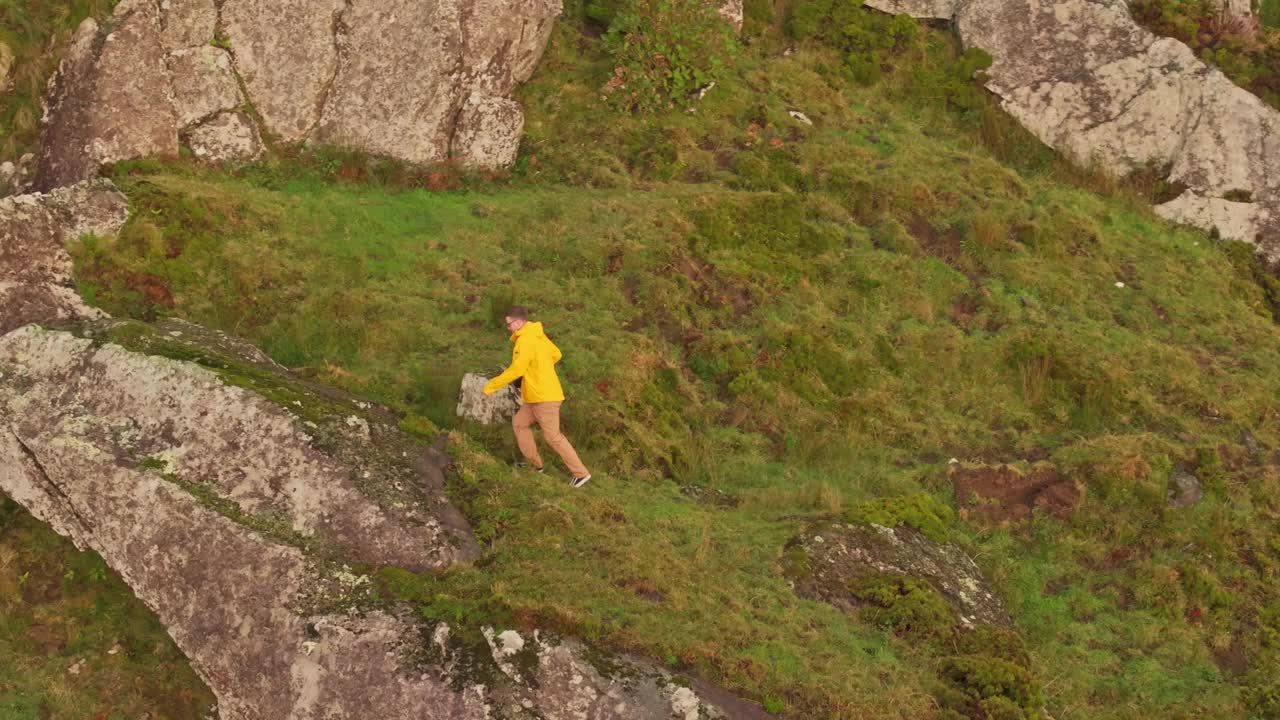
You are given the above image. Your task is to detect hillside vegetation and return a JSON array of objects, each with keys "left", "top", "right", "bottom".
[{"left": 3, "top": 0, "right": 1280, "bottom": 718}]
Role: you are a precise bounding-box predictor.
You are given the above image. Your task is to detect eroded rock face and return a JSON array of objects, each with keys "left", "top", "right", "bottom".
[
  {"left": 469, "top": 627, "right": 776, "bottom": 720},
  {"left": 37, "top": 4, "right": 180, "bottom": 191},
  {"left": 168, "top": 46, "right": 242, "bottom": 127},
  {"left": 158, "top": 0, "right": 218, "bottom": 50},
  {"left": 450, "top": 92, "right": 527, "bottom": 169},
  {"left": 307, "top": 0, "right": 561, "bottom": 167},
  {"left": 186, "top": 112, "right": 264, "bottom": 163},
  {"left": 0, "top": 179, "right": 128, "bottom": 333},
  {"left": 789, "top": 523, "right": 1008, "bottom": 628},
  {"left": 865, "top": 0, "right": 1280, "bottom": 257},
  {"left": 38, "top": 0, "right": 562, "bottom": 186},
  {"left": 457, "top": 372, "right": 522, "bottom": 425},
  {"left": 0, "top": 324, "right": 470, "bottom": 718},
  {"left": 220, "top": 0, "right": 343, "bottom": 143}
]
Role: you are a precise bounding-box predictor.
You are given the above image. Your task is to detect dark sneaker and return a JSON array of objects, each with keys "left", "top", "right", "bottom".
[
  {"left": 515, "top": 461, "right": 545, "bottom": 474},
  {"left": 570, "top": 474, "right": 591, "bottom": 489}
]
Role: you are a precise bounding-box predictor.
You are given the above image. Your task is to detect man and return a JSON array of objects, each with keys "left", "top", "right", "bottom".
[{"left": 483, "top": 306, "right": 592, "bottom": 488}]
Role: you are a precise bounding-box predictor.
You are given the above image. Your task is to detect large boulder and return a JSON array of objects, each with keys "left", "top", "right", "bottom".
[
  {"left": 185, "top": 111, "right": 265, "bottom": 163},
  {"left": 167, "top": 46, "right": 243, "bottom": 127},
  {"left": 37, "top": 0, "right": 562, "bottom": 186},
  {"left": 306, "top": 0, "right": 561, "bottom": 167},
  {"left": 0, "top": 179, "right": 129, "bottom": 334},
  {"left": 37, "top": 2, "right": 180, "bottom": 191},
  {"left": 865, "top": 0, "right": 1280, "bottom": 259}
]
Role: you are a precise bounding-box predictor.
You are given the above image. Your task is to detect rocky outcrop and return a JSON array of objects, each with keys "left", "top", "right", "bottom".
[
  {"left": 0, "top": 178, "right": 773, "bottom": 719},
  {"left": 167, "top": 46, "right": 242, "bottom": 127},
  {"left": 36, "top": 0, "right": 562, "bottom": 187},
  {"left": 0, "top": 321, "right": 772, "bottom": 719},
  {"left": 788, "top": 523, "right": 1008, "bottom": 628},
  {"left": 866, "top": 0, "right": 1280, "bottom": 258},
  {"left": 0, "top": 179, "right": 128, "bottom": 334},
  {"left": 0, "top": 153, "right": 35, "bottom": 196},
  {"left": 457, "top": 372, "right": 522, "bottom": 425},
  {"left": 37, "top": 2, "right": 180, "bottom": 190}
]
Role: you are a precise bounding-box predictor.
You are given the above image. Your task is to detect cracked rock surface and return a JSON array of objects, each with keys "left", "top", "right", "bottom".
[
  {"left": 37, "top": 0, "right": 180, "bottom": 191},
  {"left": 0, "top": 179, "right": 127, "bottom": 334},
  {"left": 37, "top": 0, "right": 561, "bottom": 188},
  {"left": 866, "top": 0, "right": 1280, "bottom": 257}
]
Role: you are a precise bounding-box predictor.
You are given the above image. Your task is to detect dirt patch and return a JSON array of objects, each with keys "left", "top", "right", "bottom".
[
  {"left": 669, "top": 256, "right": 754, "bottom": 316},
  {"left": 1211, "top": 635, "right": 1250, "bottom": 677},
  {"left": 124, "top": 271, "right": 175, "bottom": 308},
  {"left": 24, "top": 622, "right": 66, "bottom": 655},
  {"left": 907, "top": 215, "right": 964, "bottom": 264},
  {"left": 951, "top": 463, "right": 1082, "bottom": 524}
]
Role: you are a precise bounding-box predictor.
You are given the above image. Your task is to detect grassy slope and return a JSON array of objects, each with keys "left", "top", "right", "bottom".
[
  {"left": 65, "top": 14, "right": 1280, "bottom": 718},
  {"left": 0, "top": 3, "right": 1257, "bottom": 719}
]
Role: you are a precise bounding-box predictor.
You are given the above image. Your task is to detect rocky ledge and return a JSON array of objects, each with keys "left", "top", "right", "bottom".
[{"left": 867, "top": 0, "right": 1280, "bottom": 258}]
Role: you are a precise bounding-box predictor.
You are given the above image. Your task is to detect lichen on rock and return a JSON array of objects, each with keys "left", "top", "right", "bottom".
[
  {"left": 37, "top": 3, "right": 180, "bottom": 191},
  {"left": 865, "top": 0, "right": 1280, "bottom": 258},
  {"left": 785, "top": 522, "right": 1009, "bottom": 629},
  {"left": 0, "top": 179, "right": 129, "bottom": 334}
]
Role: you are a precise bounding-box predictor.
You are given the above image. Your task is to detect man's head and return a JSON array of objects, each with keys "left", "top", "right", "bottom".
[{"left": 504, "top": 305, "right": 529, "bottom": 332}]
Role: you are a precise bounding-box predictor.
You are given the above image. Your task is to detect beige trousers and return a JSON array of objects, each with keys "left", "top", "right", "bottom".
[{"left": 512, "top": 401, "right": 589, "bottom": 478}]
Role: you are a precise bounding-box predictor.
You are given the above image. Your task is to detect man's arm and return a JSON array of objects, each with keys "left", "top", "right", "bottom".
[{"left": 483, "top": 343, "right": 531, "bottom": 395}]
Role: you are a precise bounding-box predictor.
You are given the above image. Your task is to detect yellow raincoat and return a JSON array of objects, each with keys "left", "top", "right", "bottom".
[{"left": 483, "top": 321, "right": 565, "bottom": 403}]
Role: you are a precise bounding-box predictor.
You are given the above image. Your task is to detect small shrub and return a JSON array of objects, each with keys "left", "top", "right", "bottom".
[
  {"left": 788, "top": 0, "right": 921, "bottom": 85},
  {"left": 602, "top": 0, "right": 739, "bottom": 112},
  {"left": 937, "top": 654, "right": 1045, "bottom": 720},
  {"left": 850, "top": 573, "right": 956, "bottom": 636}
]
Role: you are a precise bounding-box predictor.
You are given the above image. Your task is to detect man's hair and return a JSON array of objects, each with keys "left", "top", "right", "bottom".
[{"left": 504, "top": 305, "right": 530, "bottom": 321}]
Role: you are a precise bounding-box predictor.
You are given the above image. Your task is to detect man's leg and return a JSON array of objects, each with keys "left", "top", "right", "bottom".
[
  {"left": 531, "top": 401, "right": 589, "bottom": 478},
  {"left": 512, "top": 403, "right": 543, "bottom": 469}
]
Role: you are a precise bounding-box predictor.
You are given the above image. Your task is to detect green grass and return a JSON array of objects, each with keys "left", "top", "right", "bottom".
[
  {"left": 26, "top": 6, "right": 1280, "bottom": 720},
  {"left": 0, "top": 497, "right": 214, "bottom": 719}
]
